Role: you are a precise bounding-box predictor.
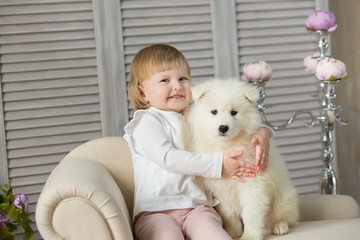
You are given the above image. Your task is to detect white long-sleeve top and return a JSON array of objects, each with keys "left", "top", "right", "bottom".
[{"left": 123, "top": 107, "right": 223, "bottom": 218}]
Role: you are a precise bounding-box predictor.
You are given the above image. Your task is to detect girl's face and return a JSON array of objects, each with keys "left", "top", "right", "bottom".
[{"left": 139, "top": 64, "right": 191, "bottom": 113}]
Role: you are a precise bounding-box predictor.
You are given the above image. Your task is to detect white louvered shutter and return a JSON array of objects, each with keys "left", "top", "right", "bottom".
[
  {"left": 120, "top": 0, "right": 215, "bottom": 118},
  {"left": 236, "top": 0, "right": 325, "bottom": 194},
  {"left": 0, "top": 0, "right": 329, "bottom": 239},
  {"left": 0, "top": 1, "right": 102, "bottom": 238}
]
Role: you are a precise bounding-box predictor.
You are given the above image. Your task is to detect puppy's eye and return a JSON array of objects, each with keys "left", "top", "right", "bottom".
[
  {"left": 211, "top": 110, "right": 217, "bottom": 115},
  {"left": 230, "top": 110, "right": 238, "bottom": 116}
]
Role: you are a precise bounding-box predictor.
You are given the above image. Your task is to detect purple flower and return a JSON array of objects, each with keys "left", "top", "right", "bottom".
[
  {"left": 0, "top": 210, "right": 9, "bottom": 228},
  {"left": 242, "top": 61, "right": 272, "bottom": 83},
  {"left": 315, "top": 58, "right": 347, "bottom": 81},
  {"left": 13, "top": 193, "right": 29, "bottom": 213},
  {"left": 303, "top": 52, "right": 321, "bottom": 73},
  {"left": 306, "top": 10, "right": 337, "bottom": 32}
]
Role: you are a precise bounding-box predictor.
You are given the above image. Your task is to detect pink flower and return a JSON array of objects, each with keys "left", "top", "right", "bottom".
[
  {"left": 13, "top": 193, "right": 29, "bottom": 213},
  {"left": 242, "top": 61, "right": 272, "bottom": 83},
  {"left": 303, "top": 52, "right": 321, "bottom": 73},
  {"left": 0, "top": 210, "right": 9, "bottom": 228},
  {"left": 306, "top": 10, "right": 337, "bottom": 32},
  {"left": 315, "top": 58, "right": 347, "bottom": 81}
]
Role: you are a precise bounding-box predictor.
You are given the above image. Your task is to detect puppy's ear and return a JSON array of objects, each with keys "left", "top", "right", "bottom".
[
  {"left": 240, "top": 82, "right": 259, "bottom": 103},
  {"left": 191, "top": 83, "right": 210, "bottom": 102}
]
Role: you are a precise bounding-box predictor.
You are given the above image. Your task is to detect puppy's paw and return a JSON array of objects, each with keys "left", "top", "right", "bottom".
[{"left": 272, "top": 221, "right": 289, "bottom": 236}]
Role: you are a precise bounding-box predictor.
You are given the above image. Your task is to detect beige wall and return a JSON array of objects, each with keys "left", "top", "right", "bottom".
[{"left": 329, "top": 0, "right": 360, "bottom": 204}]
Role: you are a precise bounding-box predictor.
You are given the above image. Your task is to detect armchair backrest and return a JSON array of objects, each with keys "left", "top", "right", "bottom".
[{"left": 64, "top": 137, "right": 134, "bottom": 218}]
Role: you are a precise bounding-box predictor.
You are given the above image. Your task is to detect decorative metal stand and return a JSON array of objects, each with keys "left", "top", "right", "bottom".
[
  {"left": 255, "top": 29, "right": 359, "bottom": 195},
  {"left": 254, "top": 81, "right": 315, "bottom": 130}
]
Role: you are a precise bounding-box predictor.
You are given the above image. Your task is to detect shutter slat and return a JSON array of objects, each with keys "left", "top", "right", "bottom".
[
  {"left": 3, "top": 76, "right": 98, "bottom": 92},
  {"left": 0, "top": 21, "right": 94, "bottom": 35},
  {"left": 239, "top": 26, "right": 310, "bottom": 38},
  {"left": 122, "top": 5, "right": 211, "bottom": 18},
  {"left": 236, "top": 1, "right": 314, "bottom": 12},
  {"left": 8, "top": 142, "right": 87, "bottom": 159},
  {"left": 238, "top": 17, "right": 310, "bottom": 29},
  {"left": 239, "top": 35, "right": 315, "bottom": 47},
  {"left": 2, "top": 58, "right": 97, "bottom": 73},
  {"left": 0, "top": 0, "right": 91, "bottom": 5},
  {"left": 0, "top": 2, "right": 92, "bottom": 15},
  {"left": 239, "top": 51, "right": 317, "bottom": 64},
  {"left": 2, "top": 67, "right": 97, "bottom": 83},
  {"left": 0, "top": 39, "right": 96, "bottom": 55},
  {"left": 4, "top": 95, "right": 99, "bottom": 111},
  {"left": 124, "top": 32, "right": 213, "bottom": 46},
  {"left": 122, "top": 15, "right": 211, "bottom": 28},
  {"left": 287, "top": 159, "right": 322, "bottom": 171},
  {"left": 124, "top": 41, "right": 213, "bottom": 55},
  {"left": 6, "top": 113, "right": 101, "bottom": 131},
  {"left": 121, "top": 0, "right": 208, "bottom": 9},
  {"left": 0, "top": 30, "right": 95, "bottom": 45},
  {"left": 0, "top": 11, "right": 93, "bottom": 26},
  {"left": 289, "top": 167, "right": 321, "bottom": 179},
  {"left": 239, "top": 42, "right": 315, "bottom": 56},
  {"left": 4, "top": 85, "right": 98, "bottom": 101},
  {"left": 284, "top": 150, "right": 321, "bottom": 162},
  {"left": 5, "top": 104, "right": 100, "bottom": 121},
  {"left": 237, "top": 9, "right": 314, "bottom": 21},
  {"left": 9, "top": 164, "right": 59, "bottom": 178},
  {"left": 123, "top": 23, "right": 212, "bottom": 37},
  {"left": 9, "top": 153, "right": 69, "bottom": 168},
  {"left": 1, "top": 49, "right": 96, "bottom": 64},
  {"left": 6, "top": 122, "right": 102, "bottom": 140},
  {"left": 8, "top": 131, "right": 101, "bottom": 150}
]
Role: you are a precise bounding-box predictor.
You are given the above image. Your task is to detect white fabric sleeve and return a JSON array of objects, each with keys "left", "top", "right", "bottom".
[{"left": 132, "top": 114, "right": 223, "bottom": 179}]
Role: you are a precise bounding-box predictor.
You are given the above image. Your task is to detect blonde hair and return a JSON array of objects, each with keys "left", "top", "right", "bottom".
[{"left": 128, "top": 44, "right": 191, "bottom": 110}]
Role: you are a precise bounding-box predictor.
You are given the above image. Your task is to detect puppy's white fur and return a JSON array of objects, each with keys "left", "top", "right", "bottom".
[{"left": 186, "top": 79, "right": 299, "bottom": 240}]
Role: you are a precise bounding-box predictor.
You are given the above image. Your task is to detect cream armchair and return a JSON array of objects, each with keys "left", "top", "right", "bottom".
[{"left": 36, "top": 137, "right": 360, "bottom": 240}]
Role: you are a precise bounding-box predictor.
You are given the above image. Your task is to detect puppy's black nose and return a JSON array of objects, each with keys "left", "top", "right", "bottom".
[{"left": 219, "top": 125, "right": 229, "bottom": 134}]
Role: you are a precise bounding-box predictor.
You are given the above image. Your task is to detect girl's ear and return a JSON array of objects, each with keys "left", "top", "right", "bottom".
[{"left": 138, "top": 85, "right": 149, "bottom": 103}]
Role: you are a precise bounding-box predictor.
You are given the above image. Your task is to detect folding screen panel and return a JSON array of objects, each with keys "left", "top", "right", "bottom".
[{"left": 0, "top": 0, "right": 328, "bottom": 238}]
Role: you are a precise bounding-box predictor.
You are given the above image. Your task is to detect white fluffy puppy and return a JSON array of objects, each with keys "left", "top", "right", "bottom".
[{"left": 186, "top": 79, "right": 299, "bottom": 240}]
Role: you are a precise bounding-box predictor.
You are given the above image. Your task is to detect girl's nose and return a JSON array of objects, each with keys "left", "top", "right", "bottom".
[{"left": 172, "top": 79, "right": 182, "bottom": 90}]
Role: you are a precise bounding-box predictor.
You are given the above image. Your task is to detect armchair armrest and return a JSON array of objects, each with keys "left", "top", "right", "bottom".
[
  {"left": 36, "top": 157, "right": 133, "bottom": 240},
  {"left": 299, "top": 194, "right": 360, "bottom": 221}
]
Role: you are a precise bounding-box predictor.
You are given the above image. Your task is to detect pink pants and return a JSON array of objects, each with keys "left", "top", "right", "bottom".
[{"left": 134, "top": 206, "right": 232, "bottom": 240}]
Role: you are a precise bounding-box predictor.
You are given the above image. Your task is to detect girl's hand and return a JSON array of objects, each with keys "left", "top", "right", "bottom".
[
  {"left": 222, "top": 151, "right": 259, "bottom": 183},
  {"left": 251, "top": 127, "right": 272, "bottom": 172}
]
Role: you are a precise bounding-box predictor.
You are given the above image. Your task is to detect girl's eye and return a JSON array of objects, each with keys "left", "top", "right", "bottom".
[
  {"left": 230, "top": 110, "right": 238, "bottom": 116},
  {"left": 179, "top": 77, "right": 188, "bottom": 81},
  {"left": 160, "top": 79, "right": 169, "bottom": 83},
  {"left": 211, "top": 110, "right": 217, "bottom": 115}
]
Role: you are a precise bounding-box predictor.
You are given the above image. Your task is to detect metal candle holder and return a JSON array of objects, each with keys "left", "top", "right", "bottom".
[
  {"left": 255, "top": 29, "right": 358, "bottom": 195},
  {"left": 253, "top": 81, "right": 315, "bottom": 130}
]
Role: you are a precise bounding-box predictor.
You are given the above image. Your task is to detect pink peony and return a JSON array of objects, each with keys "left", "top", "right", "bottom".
[
  {"left": 242, "top": 61, "right": 272, "bottom": 83},
  {"left": 306, "top": 10, "right": 337, "bottom": 32},
  {"left": 13, "top": 193, "right": 29, "bottom": 213},
  {"left": 0, "top": 210, "right": 9, "bottom": 228},
  {"left": 315, "top": 58, "right": 347, "bottom": 81},
  {"left": 303, "top": 52, "right": 321, "bottom": 73}
]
